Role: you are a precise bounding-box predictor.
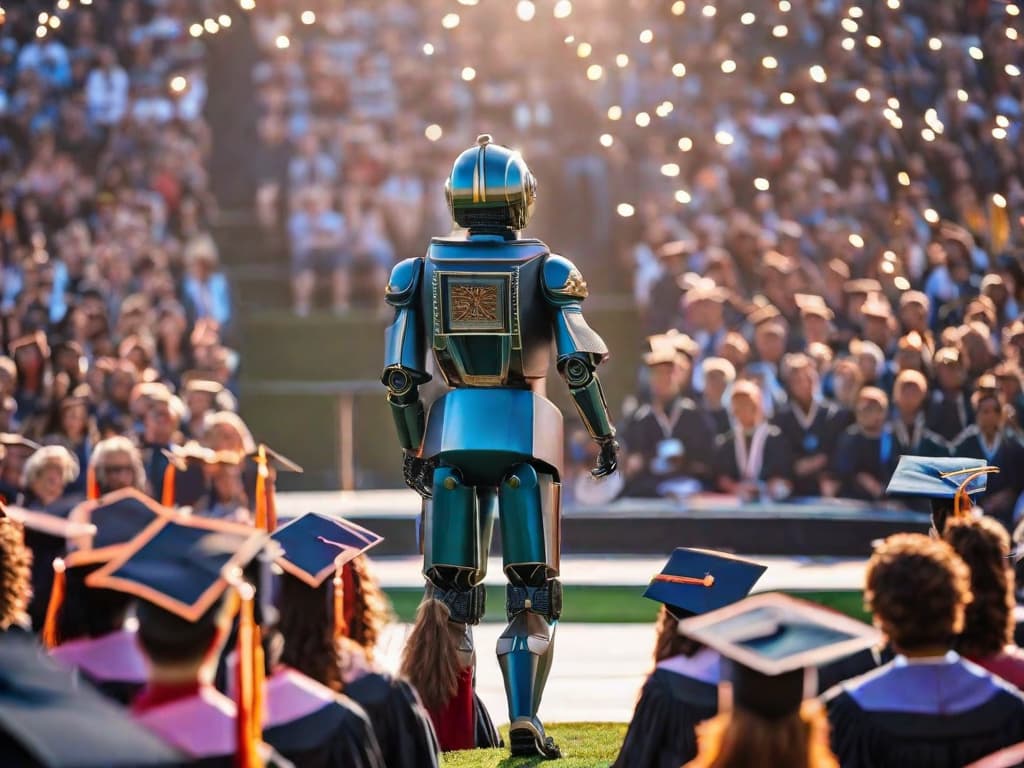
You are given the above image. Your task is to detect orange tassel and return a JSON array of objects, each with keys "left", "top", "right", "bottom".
[
  {"left": 342, "top": 563, "right": 356, "bottom": 636},
  {"left": 86, "top": 466, "right": 100, "bottom": 501},
  {"left": 161, "top": 463, "right": 176, "bottom": 508},
  {"left": 652, "top": 573, "right": 716, "bottom": 588},
  {"left": 234, "top": 583, "right": 263, "bottom": 768},
  {"left": 253, "top": 446, "right": 269, "bottom": 532},
  {"left": 265, "top": 477, "right": 278, "bottom": 533},
  {"left": 333, "top": 557, "right": 347, "bottom": 641},
  {"left": 953, "top": 467, "right": 1000, "bottom": 522},
  {"left": 42, "top": 558, "right": 66, "bottom": 649}
]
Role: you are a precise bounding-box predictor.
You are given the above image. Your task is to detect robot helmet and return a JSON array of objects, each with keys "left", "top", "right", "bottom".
[{"left": 445, "top": 134, "right": 537, "bottom": 232}]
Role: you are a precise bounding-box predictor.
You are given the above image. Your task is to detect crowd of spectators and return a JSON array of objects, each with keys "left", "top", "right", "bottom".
[{"left": 0, "top": 0, "right": 243, "bottom": 522}]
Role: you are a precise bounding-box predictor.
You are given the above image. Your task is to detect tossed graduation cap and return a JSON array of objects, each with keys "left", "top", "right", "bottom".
[
  {"left": 644, "top": 548, "right": 767, "bottom": 620},
  {"left": 86, "top": 515, "right": 273, "bottom": 622},
  {"left": 678, "top": 593, "right": 881, "bottom": 720},
  {"left": 271, "top": 512, "right": 384, "bottom": 588},
  {"left": 0, "top": 634, "right": 185, "bottom": 766},
  {"left": 248, "top": 444, "right": 303, "bottom": 474},
  {"left": 65, "top": 488, "right": 176, "bottom": 567}
]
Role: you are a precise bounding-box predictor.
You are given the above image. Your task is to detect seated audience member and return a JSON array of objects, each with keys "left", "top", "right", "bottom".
[
  {"left": 138, "top": 388, "right": 184, "bottom": 504},
  {"left": 0, "top": 513, "right": 184, "bottom": 767},
  {"left": 0, "top": 434, "right": 40, "bottom": 503},
  {"left": 192, "top": 450, "right": 251, "bottom": 523},
  {"left": 773, "top": 353, "right": 842, "bottom": 497},
  {"left": 614, "top": 548, "right": 766, "bottom": 768},
  {"left": 889, "top": 369, "right": 950, "bottom": 461},
  {"left": 89, "top": 515, "right": 375, "bottom": 767},
  {"left": 88, "top": 436, "right": 147, "bottom": 496},
  {"left": 621, "top": 341, "right": 712, "bottom": 497},
  {"left": 829, "top": 357, "right": 864, "bottom": 433},
  {"left": 682, "top": 594, "right": 880, "bottom": 768},
  {"left": 945, "top": 516, "right": 1024, "bottom": 689},
  {"left": 712, "top": 380, "right": 792, "bottom": 500},
  {"left": 699, "top": 357, "right": 734, "bottom": 437},
  {"left": 273, "top": 513, "right": 444, "bottom": 765},
  {"left": 927, "top": 347, "right": 974, "bottom": 442},
  {"left": 833, "top": 387, "right": 892, "bottom": 501},
  {"left": 826, "top": 534, "right": 1024, "bottom": 767},
  {"left": 952, "top": 391, "right": 1024, "bottom": 531}
]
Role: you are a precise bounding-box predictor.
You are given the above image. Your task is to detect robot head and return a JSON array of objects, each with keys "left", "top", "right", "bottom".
[{"left": 445, "top": 134, "right": 537, "bottom": 232}]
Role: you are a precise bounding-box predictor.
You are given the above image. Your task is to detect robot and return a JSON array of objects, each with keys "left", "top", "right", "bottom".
[{"left": 381, "top": 135, "right": 618, "bottom": 757}]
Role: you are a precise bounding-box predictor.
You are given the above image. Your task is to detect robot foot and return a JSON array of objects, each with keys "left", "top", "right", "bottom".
[{"left": 509, "top": 718, "right": 561, "bottom": 759}]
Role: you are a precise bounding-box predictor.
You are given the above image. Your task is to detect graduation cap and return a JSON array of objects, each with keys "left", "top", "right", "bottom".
[
  {"left": 86, "top": 515, "right": 272, "bottom": 622},
  {"left": 678, "top": 593, "right": 881, "bottom": 720},
  {"left": 886, "top": 455, "right": 997, "bottom": 533},
  {"left": 0, "top": 633, "right": 185, "bottom": 767},
  {"left": 42, "top": 489, "right": 176, "bottom": 648},
  {"left": 643, "top": 548, "right": 766, "bottom": 620},
  {"left": 272, "top": 512, "right": 383, "bottom": 638},
  {"left": 248, "top": 445, "right": 303, "bottom": 474}
]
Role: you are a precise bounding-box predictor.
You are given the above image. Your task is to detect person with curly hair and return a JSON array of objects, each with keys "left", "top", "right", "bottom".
[
  {"left": 826, "top": 533, "right": 1024, "bottom": 767},
  {"left": 0, "top": 514, "right": 32, "bottom": 632},
  {"left": 945, "top": 516, "right": 1024, "bottom": 688}
]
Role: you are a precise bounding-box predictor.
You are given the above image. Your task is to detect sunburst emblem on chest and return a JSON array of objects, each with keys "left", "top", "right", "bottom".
[{"left": 450, "top": 284, "right": 500, "bottom": 322}]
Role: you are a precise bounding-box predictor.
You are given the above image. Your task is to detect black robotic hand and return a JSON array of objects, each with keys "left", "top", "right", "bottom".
[
  {"left": 591, "top": 436, "right": 619, "bottom": 479},
  {"left": 403, "top": 451, "right": 436, "bottom": 499}
]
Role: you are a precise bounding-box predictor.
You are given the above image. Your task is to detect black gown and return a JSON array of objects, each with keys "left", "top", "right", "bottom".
[
  {"left": 832, "top": 426, "right": 890, "bottom": 501},
  {"left": 620, "top": 397, "right": 715, "bottom": 496},
  {"left": 773, "top": 400, "right": 843, "bottom": 497},
  {"left": 0, "top": 628, "right": 186, "bottom": 768},
  {"left": 711, "top": 425, "right": 793, "bottom": 490},
  {"left": 825, "top": 655, "right": 1024, "bottom": 768},
  {"left": 612, "top": 651, "right": 720, "bottom": 768},
  {"left": 262, "top": 668, "right": 385, "bottom": 768},
  {"left": 952, "top": 428, "right": 1024, "bottom": 529},
  {"left": 344, "top": 670, "right": 441, "bottom": 768}
]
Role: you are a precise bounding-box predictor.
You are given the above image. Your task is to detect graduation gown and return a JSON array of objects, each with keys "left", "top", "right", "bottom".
[
  {"left": 825, "top": 653, "right": 1024, "bottom": 768},
  {"left": 344, "top": 670, "right": 441, "bottom": 768},
  {"left": 773, "top": 400, "right": 843, "bottom": 497},
  {"left": 711, "top": 424, "right": 792, "bottom": 490},
  {"left": 0, "top": 628, "right": 185, "bottom": 768},
  {"left": 926, "top": 389, "right": 974, "bottom": 442},
  {"left": 612, "top": 649, "right": 720, "bottom": 768},
  {"left": 832, "top": 426, "right": 892, "bottom": 501},
  {"left": 620, "top": 397, "right": 715, "bottom": 496},
  {"left": 262, "top": 668, "right": 385, "bottom": 768},
  {"left": 133, "top": 685, "right": 290, "bottom": 768},
  {"left": 49, "top": 628, "right": 147, "bottom": 705}
]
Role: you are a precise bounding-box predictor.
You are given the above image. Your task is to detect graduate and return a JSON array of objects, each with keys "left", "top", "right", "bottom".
[
  {"left": 620, "top": 338, "right": 713, "bottom": 497},
  {"left": 272, "top": 512, "right": 444, "bottom": 767},
  {"left": 773, "top": 353, "right": 842, "bottom": 497},
  {"left": 612, "top": 548, "right": 767, "bottom": 768},
  {"left": 711, "top": 379, "right": 792, "bottom": 500},
  {"left": 832, "top": 387, "right": 893, "bottom": 501},
  {"left": 680, "top": 593, "right": 881, "bottom": 768},
  {"left": 0, "top": 510, "right": 185, "bottom": 767},
  {"left": 952, "top": 390, "right": 1024, "bottom": 530},
  {"left": 945, "top": 516, "right": 1024, "bottom": 688},
  {"left": 87, "top": 513, "right": 377, "bottom": 767},
  {"left": 888, "top": 370, "right": 951, "bottom": 461},
  {"left": 926, "top": 347, "right": 974, "bottom": 442},
  {"left": 46, "top": 488, "right": 172, "bottom": 703},
  {"left": 825, "top": 533, "right": 1024, "bottom": 767}
]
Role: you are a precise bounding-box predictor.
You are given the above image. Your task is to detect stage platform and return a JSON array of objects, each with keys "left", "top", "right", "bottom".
[{"left": 275, "top": 489, "right": 931, "bottom": 558}]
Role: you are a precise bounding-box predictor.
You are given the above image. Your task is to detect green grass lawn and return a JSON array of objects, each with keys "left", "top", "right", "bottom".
[
  {"left": 384, "top": 586, "right": 869, "bottom": 624},
  {"left": 442, "top": 723, "right": 627, "bottom": 768}
]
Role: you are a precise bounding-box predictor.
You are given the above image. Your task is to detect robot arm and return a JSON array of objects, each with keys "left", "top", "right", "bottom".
[
  {"left": 541, "top": 256, "right": 618, "bottom": 476},
  {"left": 382, "top": 257, "right": 431, "bottom": 452}
]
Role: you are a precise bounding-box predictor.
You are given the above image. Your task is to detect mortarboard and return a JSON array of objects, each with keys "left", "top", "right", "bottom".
[
  {"left": 272, "top": 512, "right": 384, "bottom": 588},
  {"left": 272, "top": 512, "right": 384, "bottom": 639},
  {"left": 0, "top": 632, "right": 185, "bottom": 767},
  {"left": 643, "top": 548, "right": 766, "bottom": 620},
  {"left": 248, "top": 445, "right": 304, "bottom": 474},
  {"left": 886, "top": 455, "right": 997, "bottom": 533},
  {"left": 86, "top": 515, "right": 272, "bottom": 622},
  {"left": 678, "top": 593, "right": 881, "bottom": 720}
]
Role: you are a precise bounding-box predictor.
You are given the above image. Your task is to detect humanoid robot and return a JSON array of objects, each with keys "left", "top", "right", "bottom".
[{"left": 382, "top": 135, "right": 618, "bottom": 757}]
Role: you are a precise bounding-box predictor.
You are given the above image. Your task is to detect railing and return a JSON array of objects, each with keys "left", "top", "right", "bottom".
[{"left": 241, "top": 379, "right": 384, "bottom": 490}]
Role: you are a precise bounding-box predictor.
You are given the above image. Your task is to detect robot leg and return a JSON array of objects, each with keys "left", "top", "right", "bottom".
[{"left": 495, "top": 462, "right": 562, "bottom": 759}]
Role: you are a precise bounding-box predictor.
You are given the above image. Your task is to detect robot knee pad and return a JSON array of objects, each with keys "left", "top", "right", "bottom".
[
  {"left": 506, "top": 578, "right": 562, "bottom": 622},
  {"left": 426, "top": 579, "right": 487, "bottom": 625}
]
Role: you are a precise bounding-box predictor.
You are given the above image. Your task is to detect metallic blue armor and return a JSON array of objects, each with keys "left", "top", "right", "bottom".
[{"left": 383, "top": 135, "right": 617, "bottom": 758}]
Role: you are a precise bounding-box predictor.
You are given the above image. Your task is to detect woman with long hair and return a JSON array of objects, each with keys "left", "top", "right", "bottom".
[{"left": 42, "top": 384, "right": 97, "bottom": 497}]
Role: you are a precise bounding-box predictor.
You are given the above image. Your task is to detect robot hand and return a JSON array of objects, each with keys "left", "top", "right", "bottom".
[
  {"left": 591, "top": 437, "right": 619, "bottom": 479},
  {"left": 403, "top": 451, "right": 436, "bottom": 499}
]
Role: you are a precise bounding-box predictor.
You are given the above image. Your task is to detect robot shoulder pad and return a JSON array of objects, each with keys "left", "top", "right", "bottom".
[
  {"left": 385, "top": 257, "right": 423, "bottom": 306},
  {"left": 541, "top": 254, "right": 589, "bottom": 305}
]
